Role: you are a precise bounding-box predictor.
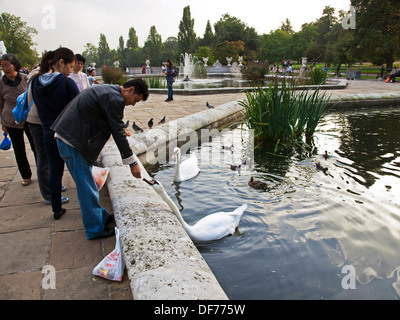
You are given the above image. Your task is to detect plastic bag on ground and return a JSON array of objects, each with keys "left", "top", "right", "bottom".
[
  {"left": 93, "top": 227, "right": 125, "bottom": 281},
  {"left": 92, "top": 166, "right": 109, "bottom": 190}
]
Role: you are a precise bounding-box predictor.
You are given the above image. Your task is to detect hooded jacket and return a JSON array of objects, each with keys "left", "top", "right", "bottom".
[{"left": 31, "top": 73, "right": 79, "bottom": 133}]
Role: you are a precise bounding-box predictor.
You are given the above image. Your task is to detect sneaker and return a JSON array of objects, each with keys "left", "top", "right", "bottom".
[
  {"left": 44, "top": 197, "right": 69, "bottom": 205},
  {"left": 61, "top": 185, "right": 67, "bottom": 192}
]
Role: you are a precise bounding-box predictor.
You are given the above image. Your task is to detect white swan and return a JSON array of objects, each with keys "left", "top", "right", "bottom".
[
  {"left": 144, "top": 179, "right": 247, "bottom": 242},
  {"left": 171, "top": 147, "right": 200, "bottom": 182}
]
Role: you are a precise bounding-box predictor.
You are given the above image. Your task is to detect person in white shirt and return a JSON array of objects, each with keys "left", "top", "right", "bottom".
[{"left": 69, "top": 54, "right": 90, "bottom": 92}]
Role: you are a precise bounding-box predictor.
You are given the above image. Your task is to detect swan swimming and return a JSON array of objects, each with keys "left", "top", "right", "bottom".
[
  {"left": 171, "top": 147, "right": 200, "bottom": 182},
  {"left": 144, "top": 178, "right": 247, "bottom": 242}
]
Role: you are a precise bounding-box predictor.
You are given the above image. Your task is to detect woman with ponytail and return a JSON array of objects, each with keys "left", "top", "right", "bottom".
[{"left": 31, "top": 47, "right": 79, "bottom": 220}]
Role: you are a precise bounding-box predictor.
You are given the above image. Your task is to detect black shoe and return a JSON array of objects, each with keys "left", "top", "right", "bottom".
[
  {"left": 165, "top": 98, "right": 173, "bottom": 102},
  {"left": 54, "top": 208, "right": 66, "bottom": 220},
  {"left": 90, "top": 227, "right": 115, "bottom": 240},
  {"left": 106, "top": 213, "right": 115, "bottom": 225}
]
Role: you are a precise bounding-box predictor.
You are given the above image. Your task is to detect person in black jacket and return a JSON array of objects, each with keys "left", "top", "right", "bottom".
[
  {"left": 31, "top": 48, "right": 79, "bottom": 220},
  {"left": 52, "top": 78, "right": 149, "bottom": 240}
]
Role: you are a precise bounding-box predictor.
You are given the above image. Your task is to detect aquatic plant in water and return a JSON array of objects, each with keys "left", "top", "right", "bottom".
[
  {"left": 239, "top": 80, "right": 331, "bottom": 150},
  {"left": 147, "top": 76, "right": 166, "bottom": 89}
]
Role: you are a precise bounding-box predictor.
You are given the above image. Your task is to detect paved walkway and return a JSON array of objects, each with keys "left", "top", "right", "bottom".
[{"left": 0, "top": 79, "right": 398, "bottom": 300}]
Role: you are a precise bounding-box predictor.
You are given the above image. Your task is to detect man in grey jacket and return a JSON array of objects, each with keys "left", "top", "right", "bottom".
[{"left": 52, "top": 78, "right": 149, "bottom": 239}]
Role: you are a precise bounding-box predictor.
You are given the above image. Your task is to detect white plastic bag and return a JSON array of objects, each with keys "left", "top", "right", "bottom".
[
  {"left": 92, "top": 166, "right": 109, "bottom": 191},
  {"left": 93, "top": 227, "right": 125, "bottom": 281}
]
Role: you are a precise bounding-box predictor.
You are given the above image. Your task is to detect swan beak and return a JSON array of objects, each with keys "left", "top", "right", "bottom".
[{"left": 143, "top": 178, "right": 159, "bottom": 186}]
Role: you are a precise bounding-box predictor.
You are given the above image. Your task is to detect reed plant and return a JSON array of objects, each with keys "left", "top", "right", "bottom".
[
  {"left": 147, "top": 76, "right": 166, "bottom": 89},
  {"left": 239, "top": 80, "right": 331, "bottom": 150}
]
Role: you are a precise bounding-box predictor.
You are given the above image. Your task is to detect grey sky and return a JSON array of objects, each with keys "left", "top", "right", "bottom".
[{"left": 1, "top": 0, "right": 351, "bottom": 55}]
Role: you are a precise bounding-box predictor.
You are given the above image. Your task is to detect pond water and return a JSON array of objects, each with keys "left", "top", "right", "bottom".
[{"left": 148, "top": 106, "right": 400, "bottom": 300}]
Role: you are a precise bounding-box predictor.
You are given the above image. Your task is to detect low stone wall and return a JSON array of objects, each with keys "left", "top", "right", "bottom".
[{"left": 328, "top": 92, "right": 400, "bottom": 109}]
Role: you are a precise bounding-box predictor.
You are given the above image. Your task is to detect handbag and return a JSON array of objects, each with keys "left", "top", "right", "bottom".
[
  {"left": 12, "top": 83, "right": 34, "bottom": 124},
  {"left": 0, "top": 133, "right": 11, "bottom": 150},
  {"left": 93, "top": 227, "right": 125, "bottom": 281}
]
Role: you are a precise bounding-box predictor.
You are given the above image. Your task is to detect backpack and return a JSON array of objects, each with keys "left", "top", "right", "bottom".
[
  {"left": 12, "top": 83, "right": 34, "bottom": 124},
  {"left": 172, "top": 66, "right": 179, "bottom": 77}
]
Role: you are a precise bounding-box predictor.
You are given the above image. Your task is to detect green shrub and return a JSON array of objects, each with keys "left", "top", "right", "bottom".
[
  {"left": 242, "top": 61, "right": 269, "bottom": 86},
  {"left": 306, "top": 66, "right": 328, "bottom": 85},
  {"left": 102, "top": 67, "right": 125, "bottom": 85}
]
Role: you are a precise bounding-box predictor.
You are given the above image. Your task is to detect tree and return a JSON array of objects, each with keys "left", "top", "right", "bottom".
[
  {"left": 288, "top": 23, "right": 318, "bottom": 62},
  {"left": 178, "top": 5, "right": 197, "bottom": 54},
  {"left": 350, "top": 0, "right": 400, "bottom": 68},
  {"left": 0, "top": 13, "right": 39, "bottom": 67},
  {"left": 117, "top": 35, "right": 126, "bottom": 65},
  {"left": 303, "top": 6, "right": 340, "bottom": 62},
  {"left": 194, "top": 46, "right": 215, "bottom": 65},
  {"left": 258, "top": 29, "right": 292, "bottom": 62},
  {"left": 198, "top": 20, "right": 214, "bottom": 48},
  {"left": 214, "top": 13, "right": 260, "bottom": 58},
  {"left": 98, "top": 33, "right": 111, "bottom": 66},
  {"left": 213, "top": 40, "right": 244, "bottom": 64},
  {"left": 82, "top": 43, "right": 98, "bottom": 66},
  {"left": 126, "top": 27, "right": 139, "bottom": 50},
  {"left": 164, "top": 36, "right": 179, "bottom": 63},
  {"left": 144, "top": 25, "right": 165, "bottom": 66},
  {"left": 280, "top": 18, "right": 295, "bottom": 35}
]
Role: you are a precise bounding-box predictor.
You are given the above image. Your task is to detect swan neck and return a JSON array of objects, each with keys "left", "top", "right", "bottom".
[
  {"left": 174, "top": 151, "right": 181, "bottom": 181},
  {"left": 159, "top": 188, "right": 190, "bottom": 229}
]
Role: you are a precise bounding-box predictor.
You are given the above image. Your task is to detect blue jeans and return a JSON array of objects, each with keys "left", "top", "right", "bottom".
[
  {"left": 56, "top": 139, "right": 108, "bottom": 239},
  {"left": 167, "top": 81, "right": 173, "bottom": 100}
]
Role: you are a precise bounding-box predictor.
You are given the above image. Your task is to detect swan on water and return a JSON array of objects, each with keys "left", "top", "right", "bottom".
[
  {"left": 171, "top": 147, "right": 200, "bottom": 182},
  {"left": 143, "top": 179, "right": 247, "bottom": 242}
]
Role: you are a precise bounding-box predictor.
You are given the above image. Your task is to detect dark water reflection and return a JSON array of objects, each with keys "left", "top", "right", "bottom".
[{"left": 148, "top": 106, "right": 400, "bottom": 300}]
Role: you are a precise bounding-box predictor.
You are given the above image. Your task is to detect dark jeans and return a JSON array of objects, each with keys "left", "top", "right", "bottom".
[
  {"left": 28, "top": 123, "right": 50, "bottom": 200},
  {"left": 43, "top": 131, "right": 64, "bottom": 213},
  {"left": 167, "top": 81, "right": 173, "bottom": 100},
  {"left": 6, "top": 122, "right": 36, "bottom": 180}
]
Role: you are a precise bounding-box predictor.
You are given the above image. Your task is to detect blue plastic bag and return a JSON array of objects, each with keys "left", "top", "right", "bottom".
[{"left": 0, "top": 133, "right": 11, "bottom": 150}]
